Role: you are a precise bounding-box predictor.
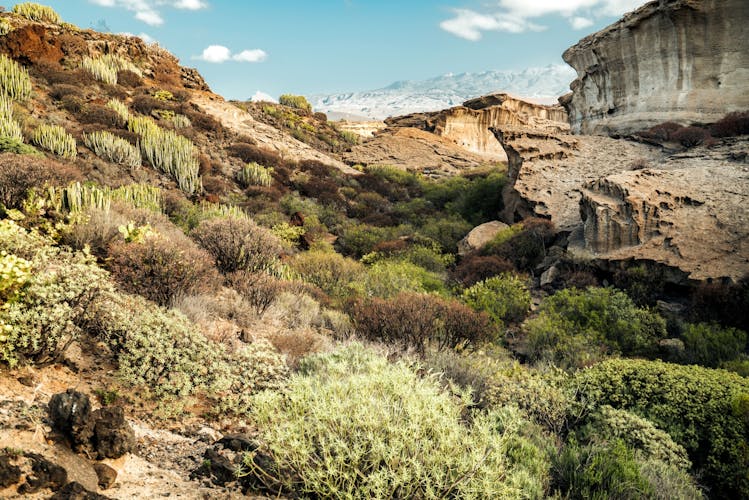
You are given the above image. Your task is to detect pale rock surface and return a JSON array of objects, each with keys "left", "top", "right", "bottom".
[
  {"left": 562, "top": 0, "right": 749, "bottom": 135},
  {"left": 386, "top": 93, "right": 569, "bottom": 161},
  {"left": 192, "top": 95, "right": 359, "bottom": 175},
  {"left": 457, "top": 221, "right": 510, "bottom": 256}
]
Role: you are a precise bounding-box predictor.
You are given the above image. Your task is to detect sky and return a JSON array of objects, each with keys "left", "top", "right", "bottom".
[{"left": 32, "top": 0, "right": 646, "bottom": 100}]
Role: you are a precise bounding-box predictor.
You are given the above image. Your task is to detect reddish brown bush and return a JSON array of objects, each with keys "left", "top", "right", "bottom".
[
  {"left": 100, "top": 83, "right": 128, "bottom": 100},
  {"left": 348, "top": 292, "right": 493, "bottom": 354},
  {"left": 108, "top": 236, "right": 220, "bottom": 306},
  {"left": 50, "top": 84, "right": 81, "bottom": 101},
  {"left": 373, "top": 239, "right": 409, "bottom": 255},
  {"left": 227, "top": 142, "right": 282, "bottom": 166},
  {"left": 639, "top": 121, "right": 683, "bottom": 141},
  {"left": 179, "top": 106, "right": 223, "bottom": 135},
  {"left": 132, "top": 95, "right": 173, "bottom": 115},
  {"left": 690, "top": 277, "right": 749, "bottom": 332},
  {"left": 0, "top": 154, "right": 82, "bottom": 209},
  {"left": 78, "top": 105, "right": 124, "bottom": 127},
  {"left": 35, "top": 62, "right": 95, "bottom": 86},
  {"left": 673, "top": 126, "right": 711, "bottom": 148},
  {"left": 450, "top": 254, "right": 515, "bottom": 286},
  {"left": 198, "top": 154, "right": 215, "bottom": 176},
  {"left": 710, "top": 111, "right": 749, "bottom": 138},
  {"left": 61, "top": 95, "right": 84, "bottom": 114},
  {"left": 228, "top": 271, "right": 284, "bottom": 318},
  {"left": 116, "top": 69, "right": 143, "bottom": 88},
  {"left": 191, "top": 216, "right": 283, "bottom": 274}
]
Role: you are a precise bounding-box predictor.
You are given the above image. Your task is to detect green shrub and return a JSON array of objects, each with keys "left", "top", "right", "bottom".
[
  {"left": 31, "top": 124, "right": 77, "bottom": 159},
  {"left": 681, "top": 322, "right": 747, "bottom": 367},
  {"left": 362, "top": 259, "right": 447, "bottom": 297},
  {"left": 483, "top": 218, "right": 555, "bottom": 271},
  {"left": 128, "top": 116, "right": 201, "bottom": 195},
  {"left": 462, "top": 273, "right": 531, "bottom": 327},
  {"left": 85, "top": 290, "right": 287, "bottom": 400},
  {"left": 349, "top": 292, "right": 494, "bottom": 354},
  {"left": 289, "top": 250, "right": 363, "bottom": 299},
  {"left": 524, "top": 287, "right": 667, "bottom": 368},
  {"left": 337, "top": 222, "right": 395, "bottom": 257},
  {"left": 12, "top": 3, "right": 62, "bottom": 23},
  {"left": 278, "top": 94, "right": 311, "bottom": 112},
  {"left": 418, "top": 215, "right": 472, "bottom": 253},
  {"left": 236, "top": 162, "right": 273, "bottom": 187},
  {"left": 0, "top": 54, "right": 31, "bottom": 101},
  {"left": 0, "top": 221, "right": 110, "bottom": 368},
  {"left": 242, "top": 344, "right": 551, "bottom": 498},
  {"left": 191, "top": 216, "right": 283, "bottom": 275},
  {"left": 0, "top": 136, "right": 39, "bottom": 155},
  {"left": 581, "top": 406, "right": 691, "bottom": 469},
  {"left": 576, "top": 358, "right": 749, "bottom": 498},
  {"left": 107, "top": 234, "right": 220, "bottom": 306},
  {"left": 83, "top": 130, "right": 141, "bottom": 168}
]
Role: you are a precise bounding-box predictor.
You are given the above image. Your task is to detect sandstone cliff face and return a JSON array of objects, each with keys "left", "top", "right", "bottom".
[
  {"left": 386, "top": 93, "right": 568, "bottom": 161},
  {"left": 562, "top": 0, "right": 749, "bottom": 135},
  {"left": 493, "top": 125, "right": 749, "bottom": 281}
]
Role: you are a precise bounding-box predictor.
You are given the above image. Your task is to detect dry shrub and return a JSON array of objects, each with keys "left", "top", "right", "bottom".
[
  {"left": 270, "top": 291, "right": 323, "bottom": 331},
  {"left": 100, "top": 83, "right": 128, "bottom": 100},
  {"left": 50, "top": 84, "right": 81, "bottom": 100},
  {"left": 35, "top": 63, "right": 95, "bottom": 86},
  {"left": 348, "top": 292, "right": 494, "bottom": 354},
  {"left": 629, "top": 158, "right": 650, "bottom": 170},
  {"left": 201, "top": 175, "right": 231, "bottom": 195},
  {"left": 265, "top": 329, "right": 330, "bottom": 368},
  {"left": 0, "top": 153, "right": 82, "bottom": 208},
  {"left": 179, "top": 106, "right": 223, "bottom": 135},
  {"left": 78, "top": 105, "right": 123, "bottom": 127},
  {"left": 116, "top": 69, "right": 143, "bottom": 88},
  {"left": 228, "top": 270, "right": 284, "bottom": 318},
  {"left": 132, "top": 94, "right": 173, "bottom": 115},
  {"left": 672, "top": 126, "right": 711, "bottom": 148},
  {"left": 227, "top": 142, "right": 282, "bottom": 166},
  {"left": 61, "top": 95, "right": 84, "bottom": 114},
  {"left": 191, "top": 216, "right": 283, "bottom": 274},
  {"left": 638, "top": 122, "right": 683, "bottom": 142},
  {"left": 483, "top": 218, "right": 555, "bottom": 272},
  {"left": 108, "top": 235, "right": 220, "bottom": 306},
  {"left": 710, "top": 111, "right": 749, "bottom": 138},
  {"left": 451, "top": 254, "right": 515, "bottom": 286}
]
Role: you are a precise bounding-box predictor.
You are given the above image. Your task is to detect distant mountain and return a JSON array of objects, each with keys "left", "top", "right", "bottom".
[{"left": 307, "top": 64, "right": 576, "bottom": 120}]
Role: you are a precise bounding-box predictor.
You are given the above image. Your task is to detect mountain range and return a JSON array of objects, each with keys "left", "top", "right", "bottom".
[{"left": 306, "top": 64, "right": 576, "bottom": 120}]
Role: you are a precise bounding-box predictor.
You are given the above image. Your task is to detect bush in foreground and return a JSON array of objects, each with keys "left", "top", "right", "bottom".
[{"left": 242, "top": 344, "right": 551, "bottom": 499}]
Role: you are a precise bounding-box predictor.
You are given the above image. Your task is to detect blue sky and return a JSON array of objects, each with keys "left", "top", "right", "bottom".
[{"left": 33, "top": 1, "right": 645, "bottom": 100}]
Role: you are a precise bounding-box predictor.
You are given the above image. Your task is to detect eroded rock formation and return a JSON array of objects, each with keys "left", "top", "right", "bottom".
[
  {"left": 562, "top": 0, "right": 749, "bottom": 135},
  {"left": 493, "top": 125, "right": 749, "bottom": 281},
  {"left": 386, "top": 93, "right": 568, "bottom": 161}
]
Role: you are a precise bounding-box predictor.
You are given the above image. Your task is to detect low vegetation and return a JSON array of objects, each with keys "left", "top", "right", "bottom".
[{"left": 12, "top": 2, "right": 62, "bottom": 23}]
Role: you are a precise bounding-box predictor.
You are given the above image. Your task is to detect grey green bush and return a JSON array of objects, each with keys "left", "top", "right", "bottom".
[
  {"left": 84, "top": 130, "right": 141, "bottom": 168},
  {"left": 31, "top": 124, "right": 77, "bottom": 159}
]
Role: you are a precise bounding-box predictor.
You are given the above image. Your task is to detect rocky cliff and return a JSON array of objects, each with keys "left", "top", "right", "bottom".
[
  {"left": 562, "top": 0, "right": 749, "bottom": 135},
  {"left": 493, "top": 125, "right": 749, "bottom": 281},
  {"left": 386, "top": 93, "right": 568, "bottom": 161}
]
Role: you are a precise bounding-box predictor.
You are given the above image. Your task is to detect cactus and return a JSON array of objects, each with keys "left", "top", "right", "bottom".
[
  {"left": 32, "top": 124, "right": 76, "bottom": 159},
  {"left": 0, "top": 54, "right": 31, "bottom": 102},
  {"left": 12, "top": 3, "right": 62, "bottom": 24},
  {"left": 170, "top": 114, "right": 192, "bottom": 129},
  {"left": 128, "top": 116, "right": 201, "bottom": 195},
  {"left": 236, "top": 162, "right": 274, "bottom": 187},
  {"left": 0, "top": 20, "right": 13, "bottom": 36},
  {"left": 83, "top": 130, "right": 141, "bottom": 168},
  {"left": 106, "top": 98, "right": 130, "bottom": 122},
  {"left": 0, "top": 95, "right": 23, "bottom": 143},
  {"left": 81, "top": 54, "right": 142, "bottom": 85},
  {"left": 47, "top": 182, "right": 163, "bottom": 214}
]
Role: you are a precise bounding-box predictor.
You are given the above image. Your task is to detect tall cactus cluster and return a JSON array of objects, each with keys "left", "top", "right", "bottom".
[
  {"left": 0, "top": 95, "right": 23, "bottom": 143},
  {"left": 47, "top": 182, "right": 163, "bottom": 214},
  {"left": 31, "top": 124, "right": 77, "bottom": 159},
  {"left": 236, "top": 162, "right": 274, "bottom": 187},
  {"left": 0, "top": 54, "right": 31, "bottom": 102},
  {"left": 106, "top": 98, "right": 131, "bottom": 123},
  {"left": 81, "top": 54, "right": 143, "bottom": 85},
  {"left": 83, "top": 130, "right": 141, "bottom": 168},
  {"left": 128, "top": 116, "right": 202, "bottom": 195},
  {"left": 11, "top": 3, "right": 62, "bottom": 24}
]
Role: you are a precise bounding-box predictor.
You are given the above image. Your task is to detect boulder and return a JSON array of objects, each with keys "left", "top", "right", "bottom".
[
  {"left": 457, "top": 221, "right": 509, "bottom": 255},
  {"left": 92, "top": 463, "right": 117, "bottom": 490},
  {"left": 562, "top": 0, "right": 749, "bottom": 135},
  {"left": 48, "top": 390, "right": 94, "bottom": 451},
  {"left": 91, "top": 407, "right": 135, "bottom": 460}
]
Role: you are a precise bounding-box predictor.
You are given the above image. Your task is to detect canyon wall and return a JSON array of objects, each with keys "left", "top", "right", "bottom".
[
  {"left": 386, "top": 93, "right": 568, "bottom": 161},
  {"left": 562, "top": 0, "right": 749, "bottom": 135}
]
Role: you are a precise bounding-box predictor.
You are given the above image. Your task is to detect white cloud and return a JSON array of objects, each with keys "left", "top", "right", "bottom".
[
  {"left": 232, "top": 49, "right": 268, "bottom": 63},
  {"left": 441, "top": 0, "right": 645, "bottom": 38},
  {"left": 250, "top": 91, "right": 276, "bottom": 103},
  {"left": 570, "top": 16, "right": 594, "bottom": 29},
  {"left": 89, "top": 0, "right": 208, "bottom": 25},
  {"left": 195, "top": 45, "right": 267, "bottom": 64}
]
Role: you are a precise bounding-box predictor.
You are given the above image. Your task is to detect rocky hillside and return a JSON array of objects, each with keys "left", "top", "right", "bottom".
[{"left": 562, "top": 0, "right": 749, "bottom": 135}]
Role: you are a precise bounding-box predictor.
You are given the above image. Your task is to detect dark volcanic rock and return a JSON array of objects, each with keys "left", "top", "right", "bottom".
[
  {"left": 0, "top": 453, "right": 22, "bottom": 488},
  {"left": 18, "top": 453, "right": 68, "bottom": 495},
  {"left": 48, "top": 481, "right": 112, "bottom": 500},
  {"left": 92, "top": 463, "right": 117, "bottom": 490},
  {"left": 48, "top": 390, "right": 93, "bottom": 451},
  {"left": 91, "top": 407, "right": 135, "bottom": 459}
]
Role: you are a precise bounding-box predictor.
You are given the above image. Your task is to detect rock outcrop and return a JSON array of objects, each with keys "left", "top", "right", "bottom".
[
  {"left": 457, "top": 221, "right": 510, "bottom": 255},
  {"left": 342, "top": 127, "right": 489, "bottom": 176},
  {"left": 493, "top": 125, "right": 749, "bottom": 281},
  {"left": 386, "top": 93, "right": 568, "bottom": 161},
  {"left": 562, "top": 0, "right": 749, "bottom": 135}
]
